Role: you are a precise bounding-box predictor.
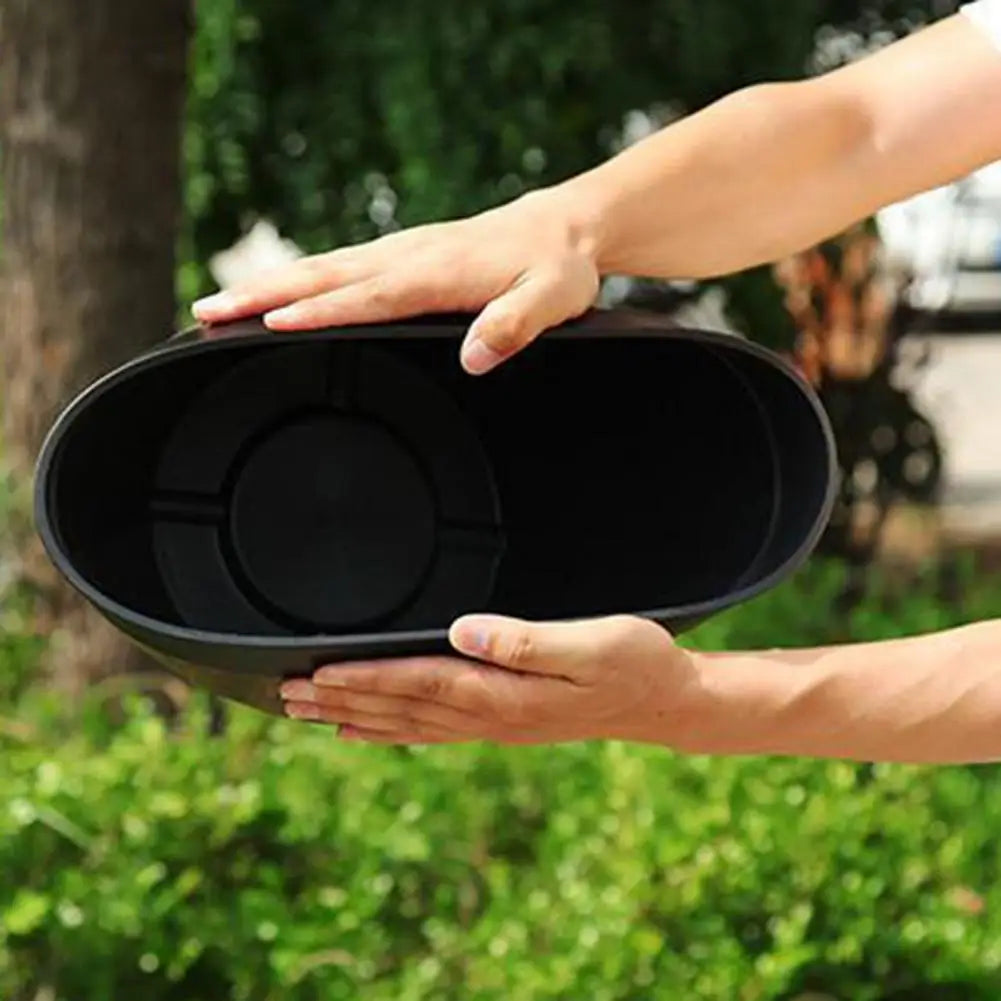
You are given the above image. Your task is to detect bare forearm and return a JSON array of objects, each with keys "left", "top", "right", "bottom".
[
  {"left": 563, "top": 79, "right": 876, "bottom": 278},
  {"left": 554, "top": 15, "right": 1001, "bottom": 281},
  {"left": 675, "top": 620, "right": 1001, "bottom": 763}
]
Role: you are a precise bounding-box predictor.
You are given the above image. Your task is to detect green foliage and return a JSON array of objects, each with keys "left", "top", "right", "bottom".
[
  {"left": 3, "top": 557, "right": 1001, "bottom": 1001},
  {"left": 184, "top": 0, "right": 825, "bottom": 256},
  {"left": 0, "top": 466, "right": 43, "bottom": 706},
  {"left": 4, "top": 4, "right": 984, "bottom": 997},
  {"left": 9, "top": 695, "right": 1001, "bottom": 1001},
  {"left": 686, "top": 554, "right": 1001, "bottom": 651}
]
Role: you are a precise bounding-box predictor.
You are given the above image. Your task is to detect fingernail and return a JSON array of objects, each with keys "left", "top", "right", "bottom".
[
  {"left": 192, "top": 292, "right": 233, "bottom": 316},
  {"left": 263, "top": 307, "right": 297, "bottom": 327},
  {"left": 450, "top": 618, "right": 491, "bottom": 655},
  {"left": 286, "top": 702, "right": 321, "bottom": 721},
  {"left": 280, "top": 680, "right": 315, "bottom": 701},
  {"left": 313, "top": 667, "right": 350, "bottom": 687},
  {"left": 461, "top": 338, "right": 503, "bottom": 376}
]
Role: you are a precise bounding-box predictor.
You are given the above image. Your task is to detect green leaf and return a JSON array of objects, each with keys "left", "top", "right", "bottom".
[{"left": 4, "top": 890, "right": 50, "bottom": 936}]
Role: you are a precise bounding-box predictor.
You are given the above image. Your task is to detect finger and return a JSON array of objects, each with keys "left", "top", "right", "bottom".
[
  {"left": 263, "top": 273, "right": 443, "bottom": 330},
  {"left": 191, "top": 250, "right": 370, "bottom": 323},
  {"left": 460, "top": 261, "right": 596, "bottom": 375},
  {"left": 449, "top": 614, "right": 636, "bottom": 683},
  {"left": 309, "top": 656, "right": 571, "bottom": 732},
  {"left": 338, "top": 726, "right": 470, "bottom": 745},
  {"left": 283, "top": 699, "right": 464, "bottom": 738},
  {"left": 279, "top": 680, "right": 487, "bottom": 732},
  {"left": 310, "top": 656, "right": 492, "bottom": 712},
  {"left": 338, "top": 726, "right": 549, "bottom": 746}
]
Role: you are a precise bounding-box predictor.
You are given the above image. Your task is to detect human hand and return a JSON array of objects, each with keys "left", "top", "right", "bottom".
[
  {"left": 278, "top": 613, "right": 706, "bottom": 747},
  {"left": 192, "top": 189, "right": 601, "bottom": 375}
]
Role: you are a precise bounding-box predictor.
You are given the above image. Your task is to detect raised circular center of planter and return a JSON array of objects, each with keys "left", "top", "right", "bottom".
[{"left": 228, "top": 414, "right": 436, "bottom": 629}]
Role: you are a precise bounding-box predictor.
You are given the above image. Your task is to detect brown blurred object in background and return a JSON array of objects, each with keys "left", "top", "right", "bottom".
[
  {"left": 774, "top": 223, "right": 896, "bottom": 386},
  {"left": 774, "top": 223, "right": 944, "bottom": 574},
  {"left": 0, "top": 0, "right": 191, "bottom": 700}
]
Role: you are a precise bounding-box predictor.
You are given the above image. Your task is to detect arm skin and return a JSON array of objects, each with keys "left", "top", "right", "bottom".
[
  {"left": 681, "top": 620, "right": 1001, "bottom": 763},
  {"left": 564, "top": 14, "right": 1001, "bottom": 283},
  {"left": 279, "top": 614, "right": 1001, "bottom": 764},
  {"left": 196, "top": 13, "right": 1001, "bottom": 762}
]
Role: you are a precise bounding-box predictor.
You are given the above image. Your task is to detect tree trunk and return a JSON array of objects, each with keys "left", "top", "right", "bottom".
[{"left": 0, "top": 0, "right": 192, "bottom": 693}]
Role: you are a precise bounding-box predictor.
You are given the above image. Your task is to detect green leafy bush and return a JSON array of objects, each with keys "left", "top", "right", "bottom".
[
  {"left": 685, "top": 554, "right": 1001, "bottom": 651},
  {"left": 3, "top": 559, "right": 1000, "bottom": 1001}
]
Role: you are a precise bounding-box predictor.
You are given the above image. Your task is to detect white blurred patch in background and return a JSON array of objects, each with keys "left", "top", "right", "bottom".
[
  {"left": 878, "top": 161, "right": 1001, "bottom": 313},
  {"left": 209, "top": 219, "right": 303, "bottom": 289},
  {"left": 811, "top": 22, "right": 1001, "bottom": 314}
]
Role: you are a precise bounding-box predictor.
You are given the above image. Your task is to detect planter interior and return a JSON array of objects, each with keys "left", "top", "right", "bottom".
[{"left": 35, "top": 311, "right": 835, "bottom": 712}]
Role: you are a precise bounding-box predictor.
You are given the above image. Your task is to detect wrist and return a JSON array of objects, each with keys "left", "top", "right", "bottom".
[
  {"left": 526, "top": 175, "right": 614, "bottom": 278},
  {"left": 659, "top": 649, "right": 809, "bottom": 757},
  {"left": 547, "top": 149, "right": 687, "bottom": 279}
]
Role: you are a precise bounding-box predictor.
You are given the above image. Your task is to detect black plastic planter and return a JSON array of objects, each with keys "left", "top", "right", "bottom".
[{"left": 34, "top": 309, "right": 837, "bottom": 715}]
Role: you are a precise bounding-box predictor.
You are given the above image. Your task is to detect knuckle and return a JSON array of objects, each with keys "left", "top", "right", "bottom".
[
  {"left": 500, "top": 629, "right": 535, "bottom": 670},
  {"left": 416, "top": 670, "right": 449, "bottom": 701},
  {"left": 360, "top": 673, "right": 393, "bottom": 698},
  {"left": 365, "top": 275, "right": 430, "bottom": 316},
  {"left": 396, "top": 703, "right": 418, "bottom": 727},
  {"left": 452, "top": 670, "right": 493, "bottom": 713},
  {"left": 454, "top": 670, "right": 529, "bottom": 725},
  {"left": 481, "top": 311, "right": 529, "bottom": 355},
  {"left": 315, "top": 686, "right": 345, "bottom": 707},
  {"left": 342, "top": 691, "right": 374, "bottom": 713},
  {"left": 606, "top": 615, "right": 668, "bottom": 663},
  {"left": 365, "top": 278, "right": 400, "bottom": 312},
  {"left": 606, "top": 613, "right": 641, "bottom": 637},
  {"left": 347, "top": 671, "right": 380, "bottom": 695},
  {"left": 595, "top": 616, "right": 643, "bottom": 662},
  {"left": 411, "top": 277, "right": 452, "bottom": 313},
  {"left": 405, "top": 281, "right": 444, "bottom": 314}
]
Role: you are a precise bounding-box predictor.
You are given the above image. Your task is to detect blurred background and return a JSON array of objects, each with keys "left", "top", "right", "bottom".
[{"left": 3, "top": 1, "right": 1001, "bottom": 998}]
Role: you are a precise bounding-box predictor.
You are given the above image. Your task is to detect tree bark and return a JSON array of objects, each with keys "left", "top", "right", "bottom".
[{"left": 0, "top": 0, "right": 192, "bottom": 691}]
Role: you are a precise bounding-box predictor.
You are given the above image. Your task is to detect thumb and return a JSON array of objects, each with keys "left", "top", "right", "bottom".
[
  {"left": 449, "top": 613, "right": 613, "bottom": 681},
  {"left": 460, "top": 265, "right": 592, "bottom": 375}
]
